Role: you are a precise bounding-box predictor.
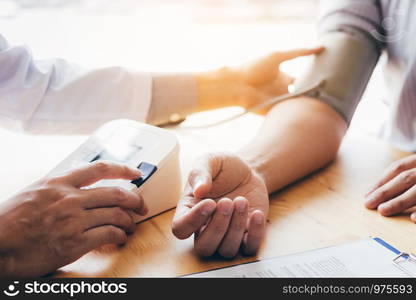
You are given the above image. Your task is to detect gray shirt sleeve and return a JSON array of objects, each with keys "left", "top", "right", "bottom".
[
  {"left": 294, "top": 0, "right": 385, "bottom": 123},
  {"left": 319, "top": 0, "right": 385, "bottom": 51}
]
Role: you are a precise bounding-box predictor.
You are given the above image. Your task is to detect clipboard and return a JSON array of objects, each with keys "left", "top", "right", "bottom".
[
  {"left": 373, "top": 237, "right": 416, "bottom": 277},
  {"left": 393, "top": 253, "right": 416, "bottom": 277},
  {"left": 184, "top": 237, "right": 416, "bottom": 278}
]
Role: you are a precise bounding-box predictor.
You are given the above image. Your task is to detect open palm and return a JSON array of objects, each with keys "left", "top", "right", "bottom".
[{"left": 172, "top": 152, "right": 269, "bottom": 258}]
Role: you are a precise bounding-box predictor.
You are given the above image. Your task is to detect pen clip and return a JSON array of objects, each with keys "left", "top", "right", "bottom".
[{"left": 392, "top": 252, "right": 416, "bottom": 277}]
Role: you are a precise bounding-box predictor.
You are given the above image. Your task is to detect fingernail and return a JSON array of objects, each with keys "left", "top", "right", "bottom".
[
  {"left": 201, "top": 203, "right": 215, "bottom": 216},
  {"left": 131, "top": 169, "right": 142, "bottom": 177},
  {"left": 377, "top": 203, "right": 389, "bottom": 215},
  {"left": 129, "top": 183, "right": 139, "bottom": 191},
  {"left": 364, "top": 196, "right": 372, "bottom": 204},
  {"left": 253, "top": 212, "right": 264, "bottom": 225},
  {"left": 235, "top": 199, "right": 247, "bottom": 213},
  {"left": 193, "top": 178, "right": 204, "bottom": 193},
  {"left": 219, "top": 201, "right": 233, "bottom": 216},
  {"left": 378, "top": 202, "right": 386, "bottom": 209}
]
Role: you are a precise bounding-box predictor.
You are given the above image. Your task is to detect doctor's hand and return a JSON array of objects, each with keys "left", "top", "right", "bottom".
[
  {"left": 365, "top": 154, "right": 416, "bottom": 222},
  {"left": 0, "top": 161, "right": 147, "bottom": 277},
  {"left": 196, "top": 46, "right": 324, "bottom": 114},
  {"left": 172, "top": 152, "right": 269, "bottom": 258}
]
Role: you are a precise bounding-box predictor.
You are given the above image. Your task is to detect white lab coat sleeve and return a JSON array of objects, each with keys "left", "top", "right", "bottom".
[{"left": 0, "top": 35, "right": 152, "bottom": 134}]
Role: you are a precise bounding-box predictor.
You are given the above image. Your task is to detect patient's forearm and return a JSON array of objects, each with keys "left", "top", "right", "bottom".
[{"left": 238, "top": 96, "right": 347, "bottom": 193}]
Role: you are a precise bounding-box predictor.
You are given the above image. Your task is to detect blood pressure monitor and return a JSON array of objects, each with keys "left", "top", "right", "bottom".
[{"left": 48, "top": 119, "right": 182, "bottom": 223}]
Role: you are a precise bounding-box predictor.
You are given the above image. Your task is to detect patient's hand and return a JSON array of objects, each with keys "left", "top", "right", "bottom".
[
  {"left": 0, "top": 161, "right": 147, "bottom": 277},
  {"left": 196, "top": 46, "right": 324, "bottom": 114},
  {"left": 365, "top": 154, "right": 416, "bottom": 221},
  {"left": 172, "top": 152, "right": 269, "bottom": 258}
]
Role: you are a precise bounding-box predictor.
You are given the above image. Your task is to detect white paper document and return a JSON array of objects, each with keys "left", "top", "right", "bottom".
[{"left": 186, "top": 238, "right": 413, "bottom": 278}]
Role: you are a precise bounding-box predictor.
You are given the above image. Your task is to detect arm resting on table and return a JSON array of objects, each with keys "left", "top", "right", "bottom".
[{"left": 239, "top": 96, "right": 347, "bottom": 193}]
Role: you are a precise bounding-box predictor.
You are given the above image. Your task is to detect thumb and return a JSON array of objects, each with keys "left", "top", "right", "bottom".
[
  {"left": 188, "top": 154, "right": 222, "bottom": 199},
  {"left": 189, "top": 168, "right": 212, "bottom": 199}
]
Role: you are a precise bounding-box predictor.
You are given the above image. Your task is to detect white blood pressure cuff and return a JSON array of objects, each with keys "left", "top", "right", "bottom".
[{"left": 293, "top": 28, "right": 381, "bottom": 123}]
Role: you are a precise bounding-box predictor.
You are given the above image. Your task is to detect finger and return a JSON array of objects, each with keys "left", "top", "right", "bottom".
[
  {"left": 243, "top": 46, "right": 324, "bottom": 85},
  {"left": 82, "top": 225, "right": 128, "bottom": 252},
  {"left": 61, "top": 161, "right": 141, "bottom": 188},
  {"left": 365, "top": 169, "right": 416, "bottom": 209},
  {"left": 366, "top": 155, "right": 416, "bottom": 196},
  {"left": 84, "top": 207, "right": 135, "bottom": 232},
  {"left": 194, "top": 198, "right": 234, "bottom": 257},
  {"left": 187, "top": 156, "right": 218, "bottom": 199},
  {"left": 276, "top": 46, "right": 325, "bottom": 62},
  {"left": 276, "top": 71, "right": 294, "bottom": 87},
  {"left": 241, "top": 210, "right": 265, "bottom": 256},
  {"left": 410, "top": 211, "right": 416, "bottom": 223},
  {"left": 377, "top": 184, "right": 416, "bottom": 216},
  {"left": 172, "top": 198, "right": 216, "bottom": 239},
  {"left": 83, "top": 186, "right": 148, "bottom": 215},
  {"left": 260, "top": 72, "right": 294, "bottom": 99},
  {"left": 218, "top": 197, "right": 248, "bottom": 258}
]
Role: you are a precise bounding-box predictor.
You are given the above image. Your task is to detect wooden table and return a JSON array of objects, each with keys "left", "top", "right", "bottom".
[
  {"left": 1, "top": 110, "right": 415, "bottom": 277},
  {"left": 53, "top": 120, "right": 416, "bottom": 277}
]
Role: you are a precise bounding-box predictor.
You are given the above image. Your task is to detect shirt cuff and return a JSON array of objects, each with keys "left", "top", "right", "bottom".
[{"left": 147, "top": 73, "right": 197, "bottom": 126}]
